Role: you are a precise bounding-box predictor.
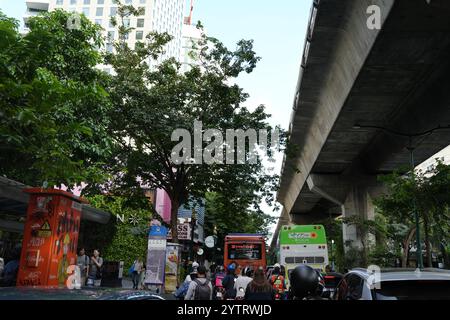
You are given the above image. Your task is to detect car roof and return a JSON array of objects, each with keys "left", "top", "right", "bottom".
[{"left": 348, "top": 268, "right": 450, "bottom": 282}]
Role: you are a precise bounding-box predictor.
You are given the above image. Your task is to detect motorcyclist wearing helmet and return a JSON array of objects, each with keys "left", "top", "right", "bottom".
[
  {"left": 222, "top": 263, "right": 237, "bottom": 300},
  {"left": 269, "top": 263, "right": 287, "bottom": 300},
  {"left": 212, "top": 265, "right": 226, "bottom": 300},
  {"left": 288, "top": 265, "right": 325, "bottom": 300},
  {"left": 234, "top": 266, "right": 254, "bottom": 300}
]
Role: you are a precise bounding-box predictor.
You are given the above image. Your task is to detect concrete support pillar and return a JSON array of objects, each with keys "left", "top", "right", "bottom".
[{"left": 341, "top": 185, "right": 376, "bottom": 252}]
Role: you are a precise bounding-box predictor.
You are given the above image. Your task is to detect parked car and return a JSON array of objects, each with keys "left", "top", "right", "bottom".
[
  {"left": 334, "top": 268, "right": 450, "bottom": 300},
  {"left": 0, "top": 287, "right": 165, "bottom": 300}
]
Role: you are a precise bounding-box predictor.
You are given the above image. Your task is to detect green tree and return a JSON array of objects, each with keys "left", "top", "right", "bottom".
[
  {"left": 0, "top": 10, "right": 112, "bottom": 188},
  {"left": 203, "top": 192, "right": 275, "bottom": 254},
  {"left": 79, "top": 195, "right": 151, "bottom": 270},
  {"left": 375, "top": 161, "right": 450, "bottom": 267},
  {"left": 103, "top": 2, "right": 283, "bottom": 242},
  {"left": 341, "top": 214, "right": 387, "bottom": 268}
]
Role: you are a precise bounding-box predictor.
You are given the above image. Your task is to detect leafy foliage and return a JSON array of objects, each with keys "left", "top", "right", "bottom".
[
  {"left": 203, "top": 192, "right": 275, "bottom": 250},
  {"left": 375, "top": 161, "right": 450, "bottom": 267},
  {"left": 79, "top": 195, "right": 151, "bottom": 270},
  {"left": 0, "top": 10, "right": 112, "bottom": 188},
  {"left": 102, "top": 2, "right": 284, "bottom": 241}
]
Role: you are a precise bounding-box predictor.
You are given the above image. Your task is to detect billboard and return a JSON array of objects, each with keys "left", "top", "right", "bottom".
[
  {"left": 167, "top": 221, "right": 192, "bottom": 241},
  {"left": 145, "top": 225, "right": 167, "bottom": 286},
  {"left": 164, "top": 243, "right": 180, "bottom": 293}
]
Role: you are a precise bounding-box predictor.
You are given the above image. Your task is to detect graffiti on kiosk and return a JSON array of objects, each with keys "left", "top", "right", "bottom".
[{"left": 28, "top": 237, "right": 45, "bottom": 247}]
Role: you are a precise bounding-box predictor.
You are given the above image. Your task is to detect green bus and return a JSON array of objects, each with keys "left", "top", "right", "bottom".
[{"left": 279, "top": 225, "right": 329, "bottom": 279}]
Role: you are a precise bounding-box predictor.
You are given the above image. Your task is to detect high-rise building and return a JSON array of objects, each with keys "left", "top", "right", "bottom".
[
  {"left": 180, "top": 0, "right": 203, "bottom": 73},
  {"left": 24, "top": 0, "right": 186, "bottom": 71}
]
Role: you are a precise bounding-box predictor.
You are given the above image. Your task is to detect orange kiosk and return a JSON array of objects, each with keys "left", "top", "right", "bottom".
[{"left": 17, "top": 188, "right": 86, "bottom": 287}]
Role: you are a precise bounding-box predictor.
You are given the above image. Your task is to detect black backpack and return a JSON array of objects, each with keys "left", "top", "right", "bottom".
[{"left": 194, "top": 279, "right": 211, "bottom": 300}]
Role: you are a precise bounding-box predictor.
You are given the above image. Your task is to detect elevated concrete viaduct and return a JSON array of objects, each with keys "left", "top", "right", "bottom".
[{"left": 272, "top": 0, "right": 450, "bottom": 250}]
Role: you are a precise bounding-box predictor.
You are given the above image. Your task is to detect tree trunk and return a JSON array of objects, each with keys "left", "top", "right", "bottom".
[
  {"left": 423, "top": 215, "right": 432, "bottom": 267},
  {"left": 170, "top": 199, "right": 180, "bottom": 243},
  {"left": 402, "top": 227, "right": 416, "bottom": 268}
]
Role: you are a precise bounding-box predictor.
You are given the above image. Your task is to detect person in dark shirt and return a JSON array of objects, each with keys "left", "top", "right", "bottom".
[
  {"left": 245, "top": 268, "right": 275, "bottom": 300},
  {"left": 221, "top": 263, "right": 237, "bottom": 300}
]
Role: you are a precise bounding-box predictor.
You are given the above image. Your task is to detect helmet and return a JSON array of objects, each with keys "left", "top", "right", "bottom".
[
  {"left": 227, "top": 263, "right": 236, "bottom": 271},
  {"left": 244, "top": 266, "right": 254, "bottom": 277},
  {"left": 289, "top": 265, "right": 320, "bottom": 299},
  {"left": 274, "top": 263, "right": 281, "bottom": 268},
  {"left": 192, "top": 261, "right": 200, "bottom": 268}
]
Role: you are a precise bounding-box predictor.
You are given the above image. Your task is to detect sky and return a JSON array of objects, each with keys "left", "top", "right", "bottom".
[
  {"left": 0, "top": 0, "right": 314, "bottom": 240},
  {"left": 192, "top": 0, "right": 312, "bottom": 240}
]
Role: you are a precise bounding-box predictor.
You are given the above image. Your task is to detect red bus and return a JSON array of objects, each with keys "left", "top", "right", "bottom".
[{"left": 224, "top": 234, "right": 267, "bottom": 272}]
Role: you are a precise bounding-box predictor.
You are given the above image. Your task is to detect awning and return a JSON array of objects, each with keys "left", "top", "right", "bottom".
[{"left": 0, "top": 176, "right": 111, "bottom": 225}]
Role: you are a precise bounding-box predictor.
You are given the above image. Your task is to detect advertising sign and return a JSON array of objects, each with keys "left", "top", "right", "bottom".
[
  {"left": 145, "top": 225, "right": 167, "bottom": 286},
  {"left": 17, "top": 189, "right": 83, "bottom": 287},
  {"left": 167, "top": 221, "right": 191, "bottom": 241},
  {"left": 164, "top": 243, "right": 180, "bottom": 293}
]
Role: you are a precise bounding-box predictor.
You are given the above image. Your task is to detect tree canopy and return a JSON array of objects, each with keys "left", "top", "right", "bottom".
[
  {"left": 0, "top": 10, "right": 112, "bottom": 188},
  {"left": 102, "top": 2, "right": 283, "bottom": 241}
]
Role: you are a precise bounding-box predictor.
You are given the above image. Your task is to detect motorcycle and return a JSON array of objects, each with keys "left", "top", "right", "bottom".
[{"left": 215, "top": 286, "right": 225, "bottom": 300}]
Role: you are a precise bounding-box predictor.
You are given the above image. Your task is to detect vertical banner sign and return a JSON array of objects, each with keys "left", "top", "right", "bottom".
[
  {"left": 164, "top": 243, "right": 180, "bottom": 293},
  {"left": 145, "top": 225, "right": 167, "bottom": 286},
  {"left": 17, "top": 189, "right": 83, "bottom": 287}
]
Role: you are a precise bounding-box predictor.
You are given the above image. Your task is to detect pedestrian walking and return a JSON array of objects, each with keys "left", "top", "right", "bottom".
[
  {"left": 139, "top": 262, "right": 146, "bottom": 289},
  {"left": 131, "top": 257, "right": 144, "bottom": 289},
  {"left": 87, "top": 249, "right": 103, "bottom": 287},
  {"left": 76, "top": 248, "right": 89, "bottom": 286},
  {"left": 184, "top": 266, "right": 213, "bottom": 300},
  {"left": 174, "top": 268, "right": 198, "bottom": 300},
  {"left": 245, "top": 268, "right": 275, "bottom": 300}
]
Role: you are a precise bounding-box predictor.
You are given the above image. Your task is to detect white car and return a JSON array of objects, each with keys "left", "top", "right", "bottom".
[{"left": 334, "top": 268, "right": 450, "bottom": 300}]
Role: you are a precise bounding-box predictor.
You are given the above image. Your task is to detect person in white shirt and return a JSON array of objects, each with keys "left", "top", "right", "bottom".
[{"left": 234, "top": 266, "right": 254, "bottom": 300}]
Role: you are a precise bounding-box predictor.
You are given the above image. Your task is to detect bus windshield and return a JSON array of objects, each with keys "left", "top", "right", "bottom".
[{"left": 227, "top": 243, "right": 262, "bottom": 260}]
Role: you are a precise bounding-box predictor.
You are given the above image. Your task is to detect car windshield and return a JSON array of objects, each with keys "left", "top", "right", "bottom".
[{"left": 375, "top": 280, "right": 450, "bottom": 300}]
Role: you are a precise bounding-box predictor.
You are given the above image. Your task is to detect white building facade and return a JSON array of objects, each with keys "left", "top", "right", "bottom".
[
  {"left": 180, "top": 22, "right": 203, "bottom": 73},
  {"left": 417, "top": 145, "right": 450, "bottom": 173},
  {"left": 24, "top": 0, "right": 186, "bottom": 70}
]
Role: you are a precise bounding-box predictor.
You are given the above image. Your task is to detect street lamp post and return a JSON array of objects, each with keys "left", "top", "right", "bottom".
[
  {"left": 353, "top": 124, "right": 450, "bottom": 269},
  {"left": 189, "top": 209, "right": 197, "bottom": 262},
  {"left": 331, "top": 239, "right": 335, "bottom": 271}
]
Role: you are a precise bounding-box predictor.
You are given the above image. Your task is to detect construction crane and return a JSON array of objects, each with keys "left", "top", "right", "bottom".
[{"left": 184, "top": 0, "right": 194, "bottom": 25}]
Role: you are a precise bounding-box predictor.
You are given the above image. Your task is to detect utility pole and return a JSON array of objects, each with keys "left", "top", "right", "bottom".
[
  {"left": 407, "top": 138, "right": 424, "bottom": 269},
  {"left": 189, "top": 209, "right": 197, "bottom": 262}
]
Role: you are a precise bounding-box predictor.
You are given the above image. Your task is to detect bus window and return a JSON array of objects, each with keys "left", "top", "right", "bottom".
[
  {"left": 228, "top": 243, "right": 262, "bottom": 260},
  {"left": 285, "top": 257, "right": 295, "bottom": 264}
]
